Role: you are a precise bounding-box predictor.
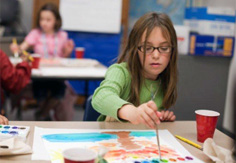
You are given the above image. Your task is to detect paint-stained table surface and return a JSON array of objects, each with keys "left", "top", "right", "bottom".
[{"left": 0, "top": 121, "right": 234, "bottom": 163}]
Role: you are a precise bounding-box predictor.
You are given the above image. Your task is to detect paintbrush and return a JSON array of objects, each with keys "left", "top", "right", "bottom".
[
  {"left": 12, "top": 38, "right": 19, "bottom": 58},
  {"left": 155, "top": 124, "right": 162, "bottom": 161},
  {"left": 150, "top": 84, "right": 162, "bottom": 161},
  {"left": 22, "top": 50, "right": 34, "bottom": 62}
]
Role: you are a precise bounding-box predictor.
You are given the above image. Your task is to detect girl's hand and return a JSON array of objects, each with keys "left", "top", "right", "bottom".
[
  {"left": 63, "top": 39, "right": 75, "bottom": 57},
  {"left": 160, "top": 110, "right": 176, "bottom": 122},
  {"left": 118, "top": 101, "right": 162, "bottom": 129},
  {"left": 0, "top": 115, "right": 9, "bottom": 125},
  {"left": 10, "top": 43, "right": 20, "bottom": 53}
]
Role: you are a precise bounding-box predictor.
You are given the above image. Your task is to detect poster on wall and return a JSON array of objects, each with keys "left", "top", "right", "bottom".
[{"left": 129, "top": 0, "right": 186, "bottom": 31}]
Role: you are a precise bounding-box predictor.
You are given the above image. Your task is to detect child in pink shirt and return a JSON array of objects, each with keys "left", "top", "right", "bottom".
[
  {"left": 25, "top": 28, "right": 69, "bottom": 58},
  {"left": 10, "top": 3, "right": 74, "bottom": 120},
  {"left": 10, "top": 4, "right": 74, "bottom": 58}
]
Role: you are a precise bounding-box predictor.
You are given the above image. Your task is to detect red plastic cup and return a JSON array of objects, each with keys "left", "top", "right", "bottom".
[
  {"left": 31, "top": 54, "right": 41, "bottom": 69},
  {"left": 75, "top": 47, "right": 85, "bottom": 58},
  {"left": 62, "top": 148, "right": 97, "bottom": 163},
  {"left": 195, "top": 110, "right": 220, "bottom": 143}
]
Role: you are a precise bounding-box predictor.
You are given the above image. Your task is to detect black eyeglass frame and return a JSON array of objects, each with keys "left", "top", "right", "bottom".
[{"left": 137, "top": 45, "right": 174, "bottom": 54}]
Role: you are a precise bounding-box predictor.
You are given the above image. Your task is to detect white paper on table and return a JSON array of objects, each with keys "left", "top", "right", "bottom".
[
  {"left": 32, "top": 67, "right": 107, "bottom": 78},
  {"left": 60, "top": 58, "right": 100, "bottom": 67},
  {"left": 39, "top": 58, "right": 101, "bottom": 67},
  {"left": 32, "top": 127, "right": 204, "bottom": 163},
  {"left": 32, "top": 127, "right": 50, "bottom": 160},
  {"left": 32, "top": 127, "right": 104, "bottom": 160}
]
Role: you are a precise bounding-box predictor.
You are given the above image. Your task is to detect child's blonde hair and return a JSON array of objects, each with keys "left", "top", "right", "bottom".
[{"left": 118, "top": 12, "right": 178, "bottom": 108}]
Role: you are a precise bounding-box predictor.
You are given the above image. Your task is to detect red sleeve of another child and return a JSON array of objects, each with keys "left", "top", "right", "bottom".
[{"left": 0, "top": 49, "right": 32, "bottom": 94}]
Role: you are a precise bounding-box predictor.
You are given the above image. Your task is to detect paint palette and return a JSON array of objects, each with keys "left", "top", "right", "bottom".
[{"left": 0, "top": 125, "right": 30, "bottom": 140}]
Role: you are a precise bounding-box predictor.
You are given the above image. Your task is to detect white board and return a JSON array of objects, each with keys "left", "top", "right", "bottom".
[{"left": 59, "top": 0, "right": 122, "bottom": 33}]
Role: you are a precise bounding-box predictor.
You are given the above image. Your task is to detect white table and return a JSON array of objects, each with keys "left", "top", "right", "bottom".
[
  {"left": 0, "top": 121, "right": 234, "bottom": 163},
  {"left": 10, "top": 57, "right": 107, "bottom": 80}
]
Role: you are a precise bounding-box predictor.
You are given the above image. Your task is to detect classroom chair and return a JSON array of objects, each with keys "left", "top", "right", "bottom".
[{"left": 83, "top": 95, "right": 100, "bottom": 121}]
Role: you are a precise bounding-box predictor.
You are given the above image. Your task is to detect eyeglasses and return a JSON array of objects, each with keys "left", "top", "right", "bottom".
[{"left": 138, "top": 45, "right": 173, "bottom": 54}]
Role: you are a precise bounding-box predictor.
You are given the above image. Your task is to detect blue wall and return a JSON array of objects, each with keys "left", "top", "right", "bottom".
[{"left": 67, "top": 31, "right": 122, "bottom": 95}]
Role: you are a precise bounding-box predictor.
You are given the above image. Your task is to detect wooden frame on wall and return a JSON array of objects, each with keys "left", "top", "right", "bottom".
[
  {"left": 121, "top": 0, "right": 129, "bottom": 49},
  {"left": 32, "top": 0, "right": 129, "bottom": 49},
  {"left": 32, "top": 0, "right": 59, "bottom": 29}
]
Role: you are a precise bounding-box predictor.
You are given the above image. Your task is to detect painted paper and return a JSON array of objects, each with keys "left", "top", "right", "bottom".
[{"left": 32, "top": 127, "right": 203, "bottom": 163}]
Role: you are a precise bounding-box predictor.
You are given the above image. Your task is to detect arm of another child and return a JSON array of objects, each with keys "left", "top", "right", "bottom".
[
  {"left": 10, "top": 29, "right": 39, "bottom": 54},
  {"left": 0, "top": 50, "right": 31, "bottom": 94},
  {"left": 0, "top": 115, "right": 9, "bottom": 125},
  {"left": 63, "top": 39, "right": 74, "bottom": 58},
  {"left": 10, "top": 41, "right": 30, "bottom": 54},
  {"left": 61, "top": 31, "right": 74, "bottom": 58}
]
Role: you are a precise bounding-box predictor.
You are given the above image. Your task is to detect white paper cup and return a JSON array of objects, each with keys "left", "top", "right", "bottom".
[{"left": 62, "top": 148, "right": 97, "bottom": 163}]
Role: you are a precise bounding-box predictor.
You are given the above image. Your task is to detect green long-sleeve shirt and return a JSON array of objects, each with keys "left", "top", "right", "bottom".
[{"left": 92, "top": 62, "right": 164, "bottom": 121}]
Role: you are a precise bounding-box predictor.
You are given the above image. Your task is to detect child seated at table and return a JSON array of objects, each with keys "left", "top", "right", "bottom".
[
  {"left": 0, "top": 49, "right": 32, "bottom": 125},
  {"left": 92, "top": 12, "right": 177, "bottom": 128},
  {"left": 10, "top": 3, "right": 74, "bottom": 120}
]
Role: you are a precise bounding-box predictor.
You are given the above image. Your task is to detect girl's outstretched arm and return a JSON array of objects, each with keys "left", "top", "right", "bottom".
[{"left": 92, "top": 64, "right": 131, "bottom": 121}]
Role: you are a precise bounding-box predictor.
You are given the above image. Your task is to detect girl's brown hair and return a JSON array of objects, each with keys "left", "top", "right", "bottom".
[
  {"left": 36, "top": 3, "right": 62, "bottom": 31},
  {"left": 118, "top": 12, "right": 178, "bottom": 109}
]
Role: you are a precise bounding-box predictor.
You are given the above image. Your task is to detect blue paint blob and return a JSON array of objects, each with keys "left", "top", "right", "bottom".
[
  {"left": 134, "top": 161, "right": 141, "bottom": 163},
  {"left": 130, "top": 131, "right": 156, "bottom": 137},
  {"left": 151, "top": 159, "right": 159, "bottom": 163},
  {"left": 1, "top": 131, "right": 9, "bottom": 134},
  {"left": 142, "top": 161, "right": 150, "bottom": 163},
  {"left": 42, "top": 133, "right": 118, "bottom": 142},
  {"left": 4, "top": 126, "right": 10, "bottom": 129},
  {"left": 9, "top": 131, "right": 18, "bottom": 135},
  {"left": 12, "top": 126, "right": 18, "bottom": 129}
]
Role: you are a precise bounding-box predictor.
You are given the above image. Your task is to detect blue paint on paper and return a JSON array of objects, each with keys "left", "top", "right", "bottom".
[
  {"left": 4, "top": 126, "right": 10, "bottom": 129},
  {"left": 130, "top": 131, "right": 156, "bottom": 137},
  {"left": 42, "top": 133, "right": 118, "bottom": 142},
  {"left": 142, "top": 161, "right": 150, "bottom": 163},
  {"left": 9, "top": 131, "right": 18, "bottom": 135},
  {"left": 151, "top": 159, "right": 159, "bottom": 163}
]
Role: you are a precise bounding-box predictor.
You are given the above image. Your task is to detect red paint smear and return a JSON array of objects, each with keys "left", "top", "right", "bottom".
[
  {"left": 177, "top": 157, "right": 185, "bottom": 161},
  {"left": 105, "top": 146, "right": 182, "bottom": 159},
  {"left": 161, "top": 150, "right": 169, "bottom": 153},
  {"left": 99, "top": 140, "right": 185, "bottom": 161}
]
